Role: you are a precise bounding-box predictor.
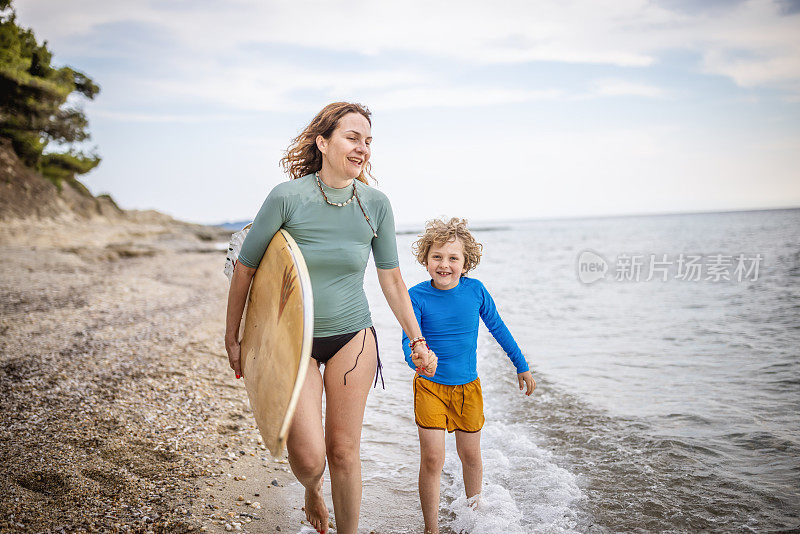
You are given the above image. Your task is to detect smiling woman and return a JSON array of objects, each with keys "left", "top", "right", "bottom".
[
  {"left": 280, "top": 103, "right": 373, "bottom": 184},
  {"left": 224, "top": 102, "right": 436, "bottom": 534}
]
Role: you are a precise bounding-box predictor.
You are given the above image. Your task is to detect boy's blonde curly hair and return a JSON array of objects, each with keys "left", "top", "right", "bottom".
[{"left": 412, "top": 217, "right": 483, "bottom": 275}]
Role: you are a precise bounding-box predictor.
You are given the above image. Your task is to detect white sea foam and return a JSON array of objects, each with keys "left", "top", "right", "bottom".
[
  {"left": 440, "top": 421, "right": 585, "bottom": 533},
  {"left": 444, "top": 483, "right": 524, "bottom": 533}
]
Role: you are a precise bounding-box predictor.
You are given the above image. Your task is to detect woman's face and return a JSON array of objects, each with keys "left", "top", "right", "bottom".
[{"left": 317, "top": 112, "right": 372, "bottom": 181}]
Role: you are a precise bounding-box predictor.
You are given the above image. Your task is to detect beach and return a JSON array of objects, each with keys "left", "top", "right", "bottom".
[
  {"left": 2, "top": 209, "right": 798, "bottom": 533},
  {"left": 0, "top": 215, "right": 311, "bottom": 533}
]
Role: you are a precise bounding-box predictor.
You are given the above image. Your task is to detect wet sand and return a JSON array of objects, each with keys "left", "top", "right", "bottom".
[{"left": 0, "top": 216, "right": 316, "bottom": 533}]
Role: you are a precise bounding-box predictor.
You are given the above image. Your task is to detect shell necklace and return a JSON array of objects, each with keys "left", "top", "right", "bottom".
[
  {"left": 315, "top": 171, "right": 355, "bottom": 207},
  {"left": 314, "top": 171, "right": 378, "bottom": 238}
]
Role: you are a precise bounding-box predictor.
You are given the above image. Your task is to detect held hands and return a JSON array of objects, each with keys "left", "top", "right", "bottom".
[
  {"left": 413, "top": 351, "right": 437, "bottom": 377},
  {"left": 411, "top": 343, "right": 437, "bottom": 378},
  {"left": 517, "top": 370, "right": 535, "bottom": 396}
]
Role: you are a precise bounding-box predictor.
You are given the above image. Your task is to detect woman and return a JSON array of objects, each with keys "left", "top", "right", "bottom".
[{"left": 225, "top": 102, "right": 435, "bottom": 534}]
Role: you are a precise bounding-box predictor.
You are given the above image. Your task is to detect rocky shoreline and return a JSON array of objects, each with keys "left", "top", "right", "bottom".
[{"left": 0, "top": 217, "right": 314, "bottom": 533}]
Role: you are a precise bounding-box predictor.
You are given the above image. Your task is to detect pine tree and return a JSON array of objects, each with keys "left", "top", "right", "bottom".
[{"left": 0, "top": 0, "right": 101, "bottom": 188}]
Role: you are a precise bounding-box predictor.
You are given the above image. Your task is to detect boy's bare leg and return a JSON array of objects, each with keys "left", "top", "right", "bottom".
[
  {"left": 322, "top": 329, "right": 378, "bottom": 534},
  {"left": 286, "top": 360, "right": 328, "bottom": 532},
  {"left": 418, "top": 426, "right": 446, "bottom": 534},
  {"left": 455, "top": 430, "right": 483, "bottom": 505}
]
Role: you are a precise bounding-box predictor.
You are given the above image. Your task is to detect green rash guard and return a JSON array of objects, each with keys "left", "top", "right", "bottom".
[{"left": 237, "top": 174, "right": 399, "bottom": 337}]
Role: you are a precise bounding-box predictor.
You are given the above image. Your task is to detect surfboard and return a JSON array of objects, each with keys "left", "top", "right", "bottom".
[{"left": 240, "top": 229, "right": 313, "bottom": 457}]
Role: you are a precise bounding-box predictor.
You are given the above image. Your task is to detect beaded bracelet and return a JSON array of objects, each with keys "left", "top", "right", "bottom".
[{"left": 409, "top": 336, "right": 426, "bottom": 350}]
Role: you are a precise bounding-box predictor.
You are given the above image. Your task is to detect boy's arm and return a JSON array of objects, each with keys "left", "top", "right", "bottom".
[
  {"left": 401, "top": 292, "right": 423, "bottom": 372},
  {"left": 478, "top": 282, "right": 530, "bottom": 374}
]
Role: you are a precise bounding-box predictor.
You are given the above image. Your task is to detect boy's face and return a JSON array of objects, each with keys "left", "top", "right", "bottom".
[{"left": 426, "top": 238, "right": 465, "bottom": 290}]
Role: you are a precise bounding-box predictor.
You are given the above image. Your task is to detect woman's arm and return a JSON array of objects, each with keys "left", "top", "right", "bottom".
[
  {"left": 225, "top": 262, "right": 256, "bottom": 378},
  {"left": 226, "top": 187, "right": 287, "bottom": 377},
  {"left": 376, "top": 266, "right": 433, "bottom": 368}
]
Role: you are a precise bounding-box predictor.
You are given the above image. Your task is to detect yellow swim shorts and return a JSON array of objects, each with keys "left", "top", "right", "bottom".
[{"left": 413, "top": 375, "right": 484, "bottom": 433}]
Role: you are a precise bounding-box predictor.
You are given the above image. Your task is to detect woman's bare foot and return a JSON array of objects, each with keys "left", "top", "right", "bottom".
[{"left": 303, "top": 478, "right": 329, "bottom": 533}]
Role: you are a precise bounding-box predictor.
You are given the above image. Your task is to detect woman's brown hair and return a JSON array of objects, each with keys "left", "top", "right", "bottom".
[
  {"left": 412, "top": 217, "right": 483, "bottom": 275},
  {"left": 280, "top": 102, "right": 373, "bottom": 184}
]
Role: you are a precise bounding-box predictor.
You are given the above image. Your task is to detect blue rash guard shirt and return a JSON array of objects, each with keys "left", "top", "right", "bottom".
[{"left": 401, "top": 277, "right": 529, "bottom": 386}]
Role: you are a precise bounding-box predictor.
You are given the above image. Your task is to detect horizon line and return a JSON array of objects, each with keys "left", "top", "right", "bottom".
[{"left": 202, "top": 204, "right": 800, "bottom": 229}]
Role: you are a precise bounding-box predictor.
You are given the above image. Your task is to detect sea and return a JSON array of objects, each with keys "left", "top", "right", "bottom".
[{"left": 270, "top": 208, "right": 800, "bottom": 533}]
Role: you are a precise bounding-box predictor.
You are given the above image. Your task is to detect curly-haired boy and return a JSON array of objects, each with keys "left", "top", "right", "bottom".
[{"left": 401, "top": 217, "right": 535, "bottom": 534}]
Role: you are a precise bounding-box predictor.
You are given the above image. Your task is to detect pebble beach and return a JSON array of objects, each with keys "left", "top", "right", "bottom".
[
  {"left": 5, "top": 210, "right": 797, "bottom": 533},
  {"left": 0, "top": 215, "right": 314, "bottom": 533}
]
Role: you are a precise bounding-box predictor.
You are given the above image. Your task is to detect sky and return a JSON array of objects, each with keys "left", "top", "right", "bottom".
[{"left": 12, "top": 0, "right": 800, "bottom": 226}]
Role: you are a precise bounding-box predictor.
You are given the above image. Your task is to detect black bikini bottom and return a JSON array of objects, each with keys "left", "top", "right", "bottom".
[{"left": 311, "top": 326, "right": 384, "bottom": 388}]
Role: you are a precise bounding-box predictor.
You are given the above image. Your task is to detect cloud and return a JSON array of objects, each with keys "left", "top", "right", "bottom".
[
  {"left": 138, "top": 62, "right": 431, "bottom": 112},
  {"left": 590, "top": 78, "right": 667, "bottom": 98},
  {"left": 14, "top": 1, "right": 667, "bottom": 66},
  {"left": 370, "top": 87, "right": 562, "bottom": 110},
  {"left": 13, "top": 0, "right": 800, "bottom": 111},
  {"left": 92, "top": 109, "right": 237, "bottom": 123},
  {"left": 693, "top": 0, "right": 800, "bottom": 92}
]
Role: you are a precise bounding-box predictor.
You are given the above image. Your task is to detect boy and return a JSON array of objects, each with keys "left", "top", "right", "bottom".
[{"left": 402, "top": 217, "right": 535, "bottom": 534}]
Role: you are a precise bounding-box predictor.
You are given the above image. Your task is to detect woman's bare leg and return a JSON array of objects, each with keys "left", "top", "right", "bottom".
[
  {"left": 286, "top": 360, "right": 328, "bottom": 532},
  {"left": 322, "top": 329, "right": 378, "bottom": 534},
  {"left": 418, "top": 426, "right": 446, "bottom": 534}
]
